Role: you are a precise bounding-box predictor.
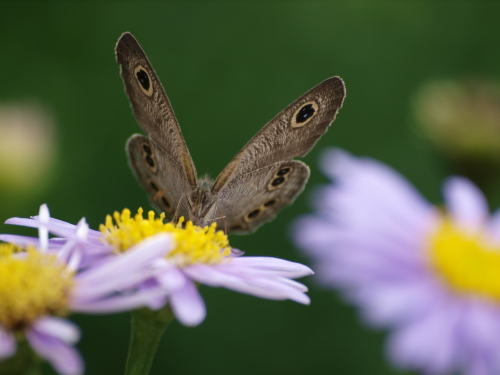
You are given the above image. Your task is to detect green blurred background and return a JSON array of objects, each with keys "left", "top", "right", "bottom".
[{"left": 1, "top": 2, "right": 500, "bottom": 374}]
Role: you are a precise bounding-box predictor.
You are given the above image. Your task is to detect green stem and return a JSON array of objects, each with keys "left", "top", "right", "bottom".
[
  {"left": 124, "top": 305, "right": 175, "bottom": 375},
  {"left": 0, "top": 339, "right": 41, "bottom": 375}
]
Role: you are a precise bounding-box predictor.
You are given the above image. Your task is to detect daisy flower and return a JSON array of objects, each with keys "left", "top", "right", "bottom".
[
  {"left": 3, "top": 206, "right": 313, "bottom": 328},
  {"left": 293, "top": 149, "right": 500, "bottom": 375},
  {"left": 0, "top": 205, "right": 173, "bottom": 375}
]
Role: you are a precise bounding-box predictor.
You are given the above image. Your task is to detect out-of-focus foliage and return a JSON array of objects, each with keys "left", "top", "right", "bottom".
[
  {"left": 0, "top": 2, "right": 499, "bottom": 375},
  {"left": 0, "top": 102, "right": 56, "bottom": 197},
  {"left": 413, "top": 78, "right": 500, "bottom": 187}
]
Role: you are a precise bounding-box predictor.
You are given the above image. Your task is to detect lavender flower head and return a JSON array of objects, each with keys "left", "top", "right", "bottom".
[
  {"left": 0, "top": 205, "right": 173, "bottom": 375},
  {"left": 3, "top": 205, "right": 313, "bottom": 331},
  {"left": 294, "top": 149, "right": 500, "bottom": 375}
]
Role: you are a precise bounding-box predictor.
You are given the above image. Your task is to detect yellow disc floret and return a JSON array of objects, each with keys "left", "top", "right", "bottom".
[
  {"left": 0, "top": 243, "right": 73, "bottom": 331},
  {"left": 429, "top": 216, "right": 500, "bottom": 301},
  {"left": 100, "top": 208, "right": 231, "bottom": 267}
]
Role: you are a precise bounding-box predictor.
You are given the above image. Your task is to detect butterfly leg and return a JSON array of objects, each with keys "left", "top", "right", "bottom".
[
  {"left": 205, "top": 203, "right": 227, "bottom": 233},
  {"left": 172, "top": 193, "right": 191, "bottom": 224}
]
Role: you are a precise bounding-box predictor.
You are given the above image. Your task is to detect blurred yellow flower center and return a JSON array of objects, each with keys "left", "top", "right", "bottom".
[
  {"left": 0, "top": 244, "right": 73, "bottom": 331},
  {"left": 429, "top": 217, "right": 500, "bottom": 301},
  {"left": 100, "top": 208, "right": 231, "bottom": 267}
]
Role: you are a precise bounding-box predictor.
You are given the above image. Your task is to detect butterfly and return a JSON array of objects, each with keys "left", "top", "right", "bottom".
[{"left": 115, "top": 32, "right": 345, "bottom": 234}]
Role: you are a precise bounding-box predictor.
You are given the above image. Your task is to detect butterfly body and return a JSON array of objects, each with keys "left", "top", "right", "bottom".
[
  {"left": 189, "top": 177, "right": 217, "bottom": 226},
  {"left": 117, "top": 32, "right": 345, "bottom": 234}
]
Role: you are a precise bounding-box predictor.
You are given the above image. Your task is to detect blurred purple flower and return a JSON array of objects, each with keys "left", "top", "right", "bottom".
[{"left": 293, "top": 149, "right": 500, "bottom": 375}]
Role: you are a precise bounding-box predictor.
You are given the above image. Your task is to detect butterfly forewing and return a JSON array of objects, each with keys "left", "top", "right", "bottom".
[
  {"left": 212, "top": 77, "right": 345, "bottom": 193},
  {"left": 116, "top": 32, "right": 197, "bottom": 187},
  {"left": 117, "top": 32, "right": 345, "bottom": 234}
]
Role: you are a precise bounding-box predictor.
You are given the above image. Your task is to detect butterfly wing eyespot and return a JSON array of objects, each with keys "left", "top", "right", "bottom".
[
  {"left": 263, "top": 198, "right": 278, "bottom": 207},
  {"left": 229, "top": 224, "right": 247, "bottom": 232},
  {"left": 134, "top": 65, "right": 153, "bottom": 96},
  {"left": 277, "top": 168, "right": 291, "bottom": 176},
  {"left": 140, "top": 142, "right": 158, "bottom": 172},
  {"left": 127, "top": 134, "right": 189, "bottom": 221},
  {"left": 217, "top": 160, "right": 309, "bottom": 234},
  {"left": 116, "top": 33, "right": 198, "bottom": 189},
  {"left": 161, "top": 196, "right": 171, "bottom": 210},
  {"left": 147, "top": 179, "right": 159, "bottom": 192},
  {"left": 142, "top": 143, "right": 153, "bottom": 155},
  {"left": 152, "top": 189, "right": 173, "bottom": 212},
  {"left": 291, "top": 100, "right": 319, "bottom": 128},
  {"left": 267, "top": 165, "right": 294, "bottom": 191},
  {"left": 245, "top": 208, "right": 262, "bottom": 222},
  {"left": 213, "top": 77, "right": 344, "bottom": 193}
]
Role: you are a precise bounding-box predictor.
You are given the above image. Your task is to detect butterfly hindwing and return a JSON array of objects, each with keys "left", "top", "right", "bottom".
[
  {"left": 127, "top": 134, "right": 190, "bottom": 220},
  {"left": 216, "top": 160, "right": 310, "bottom": 234}
]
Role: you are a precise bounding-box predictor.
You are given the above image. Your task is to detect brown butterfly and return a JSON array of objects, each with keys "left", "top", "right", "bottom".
[{"left": 115, "top": 32, "right": 345, "bottom": 234}]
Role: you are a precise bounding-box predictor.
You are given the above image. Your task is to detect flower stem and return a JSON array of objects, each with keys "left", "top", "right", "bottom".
[
  {"left": 124, "top": 305, "right": 175, "bottom": 375},
  {"left": 0, "top": 340, "right": 41, "bottom": 375}
]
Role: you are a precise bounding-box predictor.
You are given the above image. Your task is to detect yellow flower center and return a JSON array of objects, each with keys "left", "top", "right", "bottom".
[
  {"left": 0, "top": 244, "right": 73, "bottom": 331},
  {"left": 100, "top": 208, "right": 231, "bottom": 267},
  {"left": 429, "top": 216, "right": 500, "bottom": 301}
]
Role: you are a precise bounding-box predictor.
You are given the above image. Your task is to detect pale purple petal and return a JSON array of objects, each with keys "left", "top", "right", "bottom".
[
  {"left": 32, "top": 317, "right": 80, "bottom": 344},
  {"left": 228, "top": 257, "right": 313, "bottom": 278},
  {"left": 73, "top": 265, "right": 158, "bottom": 302},
  {"left": 294, "top": 149, "right": 500, "bottom": 375},
  {"left": 0, "top": 327, "right": 15, "bottom": 359},
  {"left": 0, "top": 234, "right": 48, "bottom": 248},
  {"left": 74, "top": 234, "right": 172, "bottom": 290},
  {"left": 71, "top": 287, "right": 168, "bottom": 313},
  {"left": 5, "top": 216, "right": 101, "bottom": 244},
  {"left": 169, "top": 277, "right": 206, "bottom": 326},
  {"left": 184, "top": 265, "right": 310, "bottom": 304},
  {"left": 320, "top": 149, "right": 433, "bottom": 227},
  {"left": 457, "top": 300, "right": 500, "bottom": 375},
  {"left": 155, "top": 265, "right": 186, "bottom": 293},
  {"left": 488, "top": 208, "right": 500, "bottom": 243},
  {"left": 352, "top": 279, "right": 442, "bottom": 328},
  {"left": 387, "top": 301, "right": 461, "bottom": 374},
  {"left": 38, "top": 204, "right": 50, "bottom": 252},
  {"left": 27, "top": 325, "right": 83, "bottom": 375},
  {"left": 443, "top": 177, "right": 489, "bottom": 232},
  {"left": 292, "top": 216, "right": 339, "bottom": 253}
]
